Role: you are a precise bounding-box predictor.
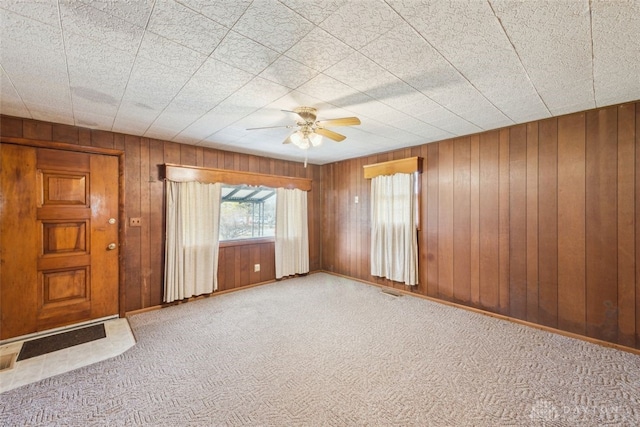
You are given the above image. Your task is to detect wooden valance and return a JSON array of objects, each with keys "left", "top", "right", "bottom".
[
  {"left": 363, "top": 156, "right": 422, "bottom": 179},
  {"left": 163, "top": 164, "right": 312, "bottom": 191}
]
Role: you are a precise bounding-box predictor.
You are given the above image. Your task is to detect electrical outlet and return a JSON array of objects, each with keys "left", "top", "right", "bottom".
[
  {"left": 129, "top": 217, "right": 142, "bottom": 227},
  {"left": 254, "top": 264, "right": 260, "bottom": 272},
  {"left": 354, "top": 196, "right": 359, "bottom": 204}
]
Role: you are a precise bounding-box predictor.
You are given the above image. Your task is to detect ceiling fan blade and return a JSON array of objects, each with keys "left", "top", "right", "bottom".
[
  {"left": 282, "top": 135, "right": 293, "bottom": 144},
  {"left": 315, "top": 127, "right": 346, "bottom": 142},
  {"left": 316, "top": 117, "right": 361, "bottom": 127},
  {"left": 246, "top": 124, "right": 294, "bottom": 130}
]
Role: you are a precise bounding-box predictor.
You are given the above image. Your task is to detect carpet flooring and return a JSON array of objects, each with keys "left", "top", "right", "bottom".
[{"left": 1, "top": 273, "right": 639, "bottom": 426}]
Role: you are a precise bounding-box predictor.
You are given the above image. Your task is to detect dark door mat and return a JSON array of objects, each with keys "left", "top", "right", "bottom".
[{"left": 17, "top": 323, "right": 106, "bottom": 361}]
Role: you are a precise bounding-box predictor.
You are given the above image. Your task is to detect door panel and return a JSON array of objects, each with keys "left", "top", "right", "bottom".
[
  {"left": 0, "top": 144, "right": 39, "bottom": 338},
  {"left": 0, "top": 144, "right": 119, "bottom": 340}
]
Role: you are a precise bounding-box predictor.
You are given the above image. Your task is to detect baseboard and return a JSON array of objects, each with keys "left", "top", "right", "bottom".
[{"left": 321, "top": 270, "right": 640, "bottom": 357}]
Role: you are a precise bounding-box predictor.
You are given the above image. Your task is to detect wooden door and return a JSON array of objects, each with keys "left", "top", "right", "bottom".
[{"left": 0, "top": 144, "right": 119, "bottom": 340}]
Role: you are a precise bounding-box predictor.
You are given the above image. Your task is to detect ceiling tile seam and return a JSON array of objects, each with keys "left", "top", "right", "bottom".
[
  {"left": 173, "top": 73, "right": 278, "bottom": 145},
  {"left": 346, "top": 3, "right": 487, "bottom": 134},
  {"left": 194, "top": 78, "right": 286, "bottom": 145},
  {"left": 215, "top": 30, "right": 283, "bottom": 74},
  {"left": 291, "top": 52, "right": 433, "bottom": 129},
  {"left": 587, "top": 0, "right": 597, "bottom": 108},
  {"left": 145, "top": 61, "right": 254, "bottom": 143},
  {"left": 111, "top": 0, "right": 159, "bottom": 133},
  {"left": 174, "top": 0, "right": 250, "bottom": 30},
  {"left": 486, "top": 0, "right": 553, "bottom": 118},
  {"left": 229, "top": 2, "right": 316, "bottom": 56},
  {"left": 0, "top": 5, "right": 49, "bottom": 28},
  {"left": 260, "top": 55, "right": 319, "bottom": 90},
  {"left": 56, "top": 0, "right": 77, "bottom": 127},
  {"left": 277, "top": 0, "right": 321, "bottom": 27},
  {"left": 338, "top": 48, "right": 473, "bottom": 137},
  {"left": 148, "top": 22, "right": 295, "bottom": 143},
  {"left": 0, "top": 63, "right": 32, "bottom": 119},
  {"left": 138, "top": 28, "right": 249, "bottom": 138},
  {"left": 384, "top": 0, "right": 515, "bottom": 130},
  {"left": 383, "top": 0, "right": 512, "bottom": 128}
]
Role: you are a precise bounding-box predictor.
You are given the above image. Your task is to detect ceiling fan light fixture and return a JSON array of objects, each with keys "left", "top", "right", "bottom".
[
  {"left": 290, "top": 130, "right": 310, "bottom": 149},
  {"left": 309, "top": 132, "right": 322, "bottom": 147}
]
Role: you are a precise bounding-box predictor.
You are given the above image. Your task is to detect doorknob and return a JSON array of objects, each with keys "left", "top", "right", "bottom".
[{"left": 107, "top": 243, "right": 117, "bottom": 250}]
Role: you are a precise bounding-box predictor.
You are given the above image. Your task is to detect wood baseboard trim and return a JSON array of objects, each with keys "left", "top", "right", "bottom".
[
  {"left": 125, "top": 272, "right": 322, "bottom": 317},
  {"left": 322, "top": 271, "right": 640, "bottom": 356}
]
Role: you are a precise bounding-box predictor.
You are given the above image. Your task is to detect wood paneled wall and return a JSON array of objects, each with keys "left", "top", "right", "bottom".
[
  {"left": 322, "top": 102, "right": 640, "bottom": 350},
  {"left": 0, "top": 115, "right": 322, "bottom": 313}
]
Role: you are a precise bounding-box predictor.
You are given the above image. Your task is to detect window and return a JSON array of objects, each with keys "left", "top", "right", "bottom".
[{"left": 219, "top": 185, "right": 276, "bottom": 241}]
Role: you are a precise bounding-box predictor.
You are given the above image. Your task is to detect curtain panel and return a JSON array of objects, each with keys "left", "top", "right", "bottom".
[
  {"left": 164, "top": 181, "right": 222, "bottom": 303},
  {"left": 370, "top": 173, "right": 418, "bottom": 285},
  {"left": 275, "top": 187, "right": 309, "bottom": 279}
]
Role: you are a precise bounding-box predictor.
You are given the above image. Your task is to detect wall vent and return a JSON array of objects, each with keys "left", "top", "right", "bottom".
[{"left": 381, "top": 289, "right": 402, "bottom": 298}]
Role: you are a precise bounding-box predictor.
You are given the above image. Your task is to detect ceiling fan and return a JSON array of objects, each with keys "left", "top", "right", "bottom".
[{"left": 247, "top": 106, "right": 361, "bottom": 150}]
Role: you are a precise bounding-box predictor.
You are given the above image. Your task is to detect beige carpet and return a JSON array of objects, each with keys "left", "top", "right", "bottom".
[{"left": 1, "top": 273, "right": 639, "bottom": 426}]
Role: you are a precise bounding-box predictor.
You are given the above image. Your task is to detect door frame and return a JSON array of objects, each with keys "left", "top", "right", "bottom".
[{"left": 1, "top": 136, "right": 126, "bottom": 318}]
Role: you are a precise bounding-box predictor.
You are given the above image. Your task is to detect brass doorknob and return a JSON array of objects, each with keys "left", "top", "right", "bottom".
[{"left": 107, "top": 243, "right": 117, "bottom": 250}]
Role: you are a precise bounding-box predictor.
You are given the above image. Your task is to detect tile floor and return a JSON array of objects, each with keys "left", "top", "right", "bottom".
[{"left": 0, "top": 318, "right": 135, "bottom": 393}]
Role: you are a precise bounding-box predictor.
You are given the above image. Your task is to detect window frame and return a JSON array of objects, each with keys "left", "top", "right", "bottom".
[{"left": 218, "top": 184, "right": 276, "bottom": 243}]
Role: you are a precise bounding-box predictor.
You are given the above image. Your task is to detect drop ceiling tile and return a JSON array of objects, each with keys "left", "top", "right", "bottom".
[
  {"left": 266, "top": 90, "right": 337, "bottom": 114},
  {"left": 28, "top": 105, "right": 74, "bottom": 125},
  {"left": 0, "top": 0, "right": 59, "bottom": 26},
  {"left": 137, "top": 31, "right": 207, "bottom": 74},
  {"left": 591, "top": 0, "right": 640, "bottom": 107},
  {"left": 225, "top": 77, "right": 292, "bottom": 112},
  {"left": 296, "top": 74, "right": 361, "bottom": 106},
  {"left": 319, "top": 0, "right": 403, "bottom": 50},
  {"left": 0, "top": 101, "right": 31, "bottom": 118},
  {"left": 169, "top": 59, "right": 253, "bottom": 112},
  {"left": 112, "top": 112, "right": 156, "bottom": 136},
  {"left": 1, "top": 69, "right": 30, "bottom": 117},
  {"left": 211, "top": 30, "right": 280, "bottom": 75},
  {"left": 147, "top": 0, "right": 228, "bottom": 55},
  {"left": 280, "top": 0, "right": 348, "bottom": 25},
  {"left": 120, "top": 57, "right": 192, "bottom": 111},
  {"left": 359, "top": 24, "right": 462, "bottom": 97},
  {"left": 260, "top": 56, "right": 319, "bottom": 89},
  {"left": 143, "top": 126, "right": 179, "bottom": 141},
  {"left": 176, "top": 110, "right": 244, "bottom": 142},
  {"left": 59, "top": 1, "right": 144, "bottom": 55},
  {"left": 72, "top": 93, "right": 120, "bottom": 118},
  {"left": 73, "top": 110, "right": 115, "bottom": 129},
  {"left": 490, "top": 0, "right": 595, "bottom": 115},
  {"left": 145, "top": 103, "right": 205, "bottom": 135},
  {"left": 362, "top": 23, "right": 510, "bottom": 129},
  {"left": 389, "top": 0, "right": 549, "bottom": 124},
  {"left": 176, "top": 0, "right": 251, "bottom": 28},
  {"left": 1, "top": 9, "right": 63, "bottom": 53},
  {"left": 63, "top": 32, "right": 134, "bottom": 109},
  {"left": 365, "top": 81, "right": 427, "bottom": 110},
  {"left": 0, "top": 11, "right": 72, "bottom": 114},
  {"left": 325, "top": 52, "right": 398, "bottom": 95},
  {"left": 429, "top": 116, "right": 483, "bottom": 136},
  {"left": 76, "top": 0, "right": 154, "bottom": 28},
  {"left": 284, "top": 27, "right": 354, "bottom": 72},
  {"left": 232, "top": 1, "right": 314, "bottom": 53}
]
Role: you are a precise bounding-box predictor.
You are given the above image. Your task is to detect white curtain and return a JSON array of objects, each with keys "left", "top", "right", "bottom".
[
  {"left": 164, "top": 180, "right": 222, "bottom": 302},
  {"left": 275, "top": 187, "right": 309, "bottom": 279},
  {"left": 370, "top": 173, "right": 418, "bottom": 285}
]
